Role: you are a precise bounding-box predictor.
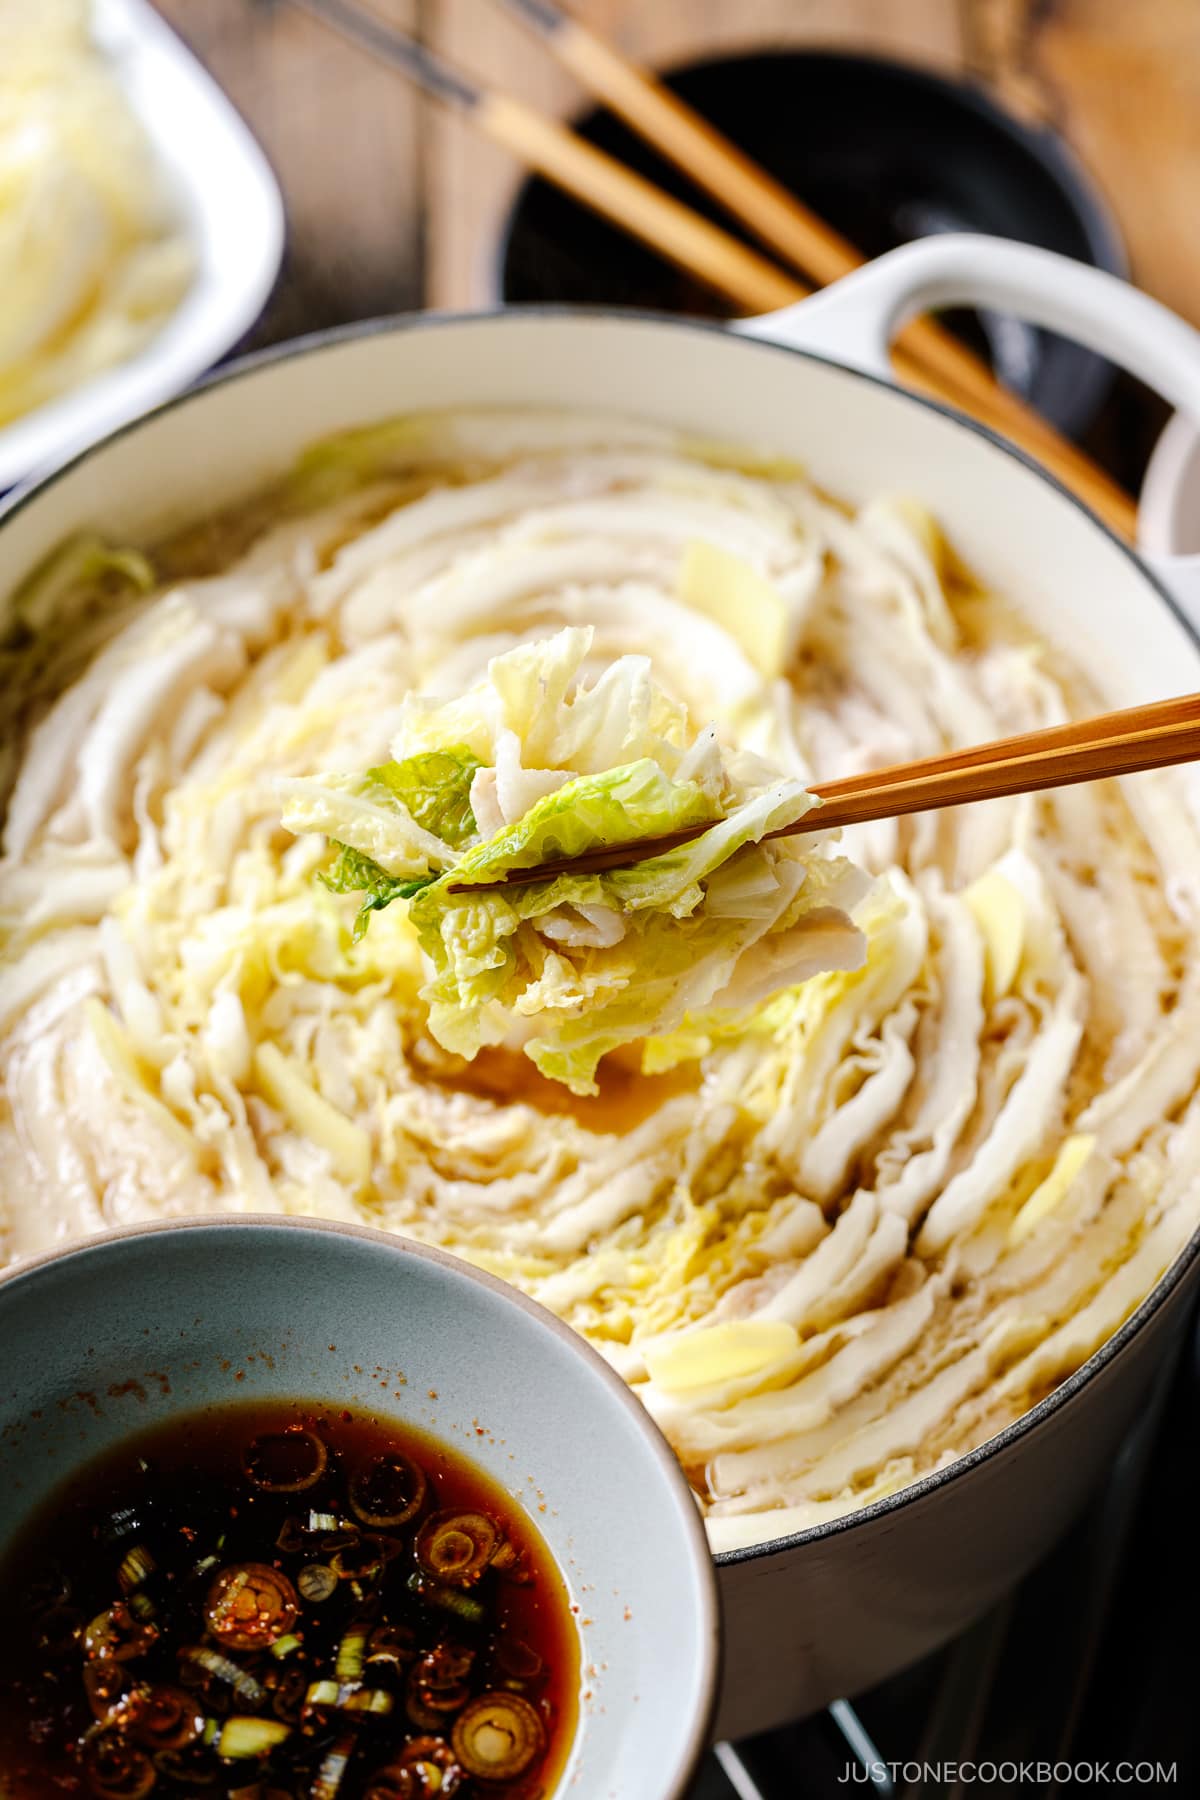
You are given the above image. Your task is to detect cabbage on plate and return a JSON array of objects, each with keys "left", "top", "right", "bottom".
[{"left": 281, "top": 627, "right": 870, "bottom": 1094}]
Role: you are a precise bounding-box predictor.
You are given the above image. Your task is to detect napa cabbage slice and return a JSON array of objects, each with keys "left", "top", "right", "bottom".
[
  {"left": 282, "top": 627, "right": 870, "bottom": 1093},
  {"left": 676, "top": 539, "right": 793, "bottom": 678}
]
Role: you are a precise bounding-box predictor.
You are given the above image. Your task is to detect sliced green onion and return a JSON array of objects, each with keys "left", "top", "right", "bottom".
[
  {"left": 310, "top": 1734, "right": 356, "bottom": 1800},
  {"left": 334, "top": 1532, "right": 402, "bottom": 1572},
  {"left": 241, "top": 1427, "right": 328, "bottom": 1494},
  {"left": 83, "top": 1605, "right": 158, "bottom": 1662},
  {"left": 118, "top": 1545, "right": 157, "bottom": 1592},
  {"left": 83, "top": 1659, "right": 130, "bottom": 1720},
  {"left": 271, "top": 1664, "right": 308, "bottom": 1726},
  {"left": 406, "top": 1573, "right": 485, "bottom": 1624},
  {"left": 307, "top": 1511, "right": 341, "bottom": 1533},
  {"left": 415, "top": 1681, "right": 469, "bottom": 1716},
  {"left": 270, "top": 1632, "right": 303, "bottom": 1661},
  {"left": 299, "top": 1678, "right": 395, "bottom": 1719},
  {"left": 365, "top": 1623, "right": 417, "bottom": 1671},
  {"left": 404, "top": 1682, "right": 448, "bottom": 1736},
  {"left": 406, "top": 1647, "right": 472, "bottom": 1722},
  {"left": 205, "top": 1564, "right": 299, "bottom": 1651},
  {"left": 178, "top": 1645, "right": 266, "bottom": 1706},
  {"left": 217, "top": 1717, "right": 291, "bottom": 1759},
  {"left": 275, "top": 1518, "right": 306, "bottom": 1555},
  {"left": 490, "top": 1539, "right": 533, "bottom": 1585},
  {"left": 451, "top": 1692, "right": 545, "bottom": 1782},
  {"left": 125, "top": 1684, "right": 207, "bottom": 1752},
  {"left": 414, "top": 1511, "right": 497, "bottom": 1586},
  {"left": 495, "top": 1636, "right": 543, "bottom": 1681},
  {"left": 341, "top": 1688, "right": 394, "bottom": 1716},
  {"left": 82, "top": 1735, "right": 157, "bottom": 1800},
  {"left": 206, "top": 1566, "right": 245, "bottom": 1623},
  {"left": 304, "top": 1681, "right": 342, "bottom": 1709},
  {"left": 329, "top": 1541, "right": 384, "bottom": 1584},
  {"left": 297, "top": 1563, "right": 337, "bottom": 1603},
  {"left": 127, "top": 1592, "right": 156, "bottom": 1623},
  {"left": 364, "top": 1740, "right": 464, "bottom": 1800},
  {"left": 418, "top": 1643, "right": 475, "bottom": 1686},
  {"left": 348, "top": 1452, "right": 427, "bottom": 1528},
  {"left": 335, "top": 1622, "right": 369, "bottom": 1684}
]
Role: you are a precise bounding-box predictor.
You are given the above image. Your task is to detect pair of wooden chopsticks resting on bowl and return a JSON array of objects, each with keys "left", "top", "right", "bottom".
[{"left": 292, "top": 0, "right": 1200, "bottom": 889}]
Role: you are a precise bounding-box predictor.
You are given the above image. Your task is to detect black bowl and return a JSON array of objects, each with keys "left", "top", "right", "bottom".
[{"left": 499, "top": 50, "right": 1126, "bottom": 441}]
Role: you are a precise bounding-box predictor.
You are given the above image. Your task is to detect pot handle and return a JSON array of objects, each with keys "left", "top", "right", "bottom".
[{"left": 734, "top": 233, "right": 1200, "bottom": 626}]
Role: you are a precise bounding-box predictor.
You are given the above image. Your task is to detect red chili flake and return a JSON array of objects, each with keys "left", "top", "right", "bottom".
[{"left": 107, "top": 1381, "right": 147, "bottom": 1403}]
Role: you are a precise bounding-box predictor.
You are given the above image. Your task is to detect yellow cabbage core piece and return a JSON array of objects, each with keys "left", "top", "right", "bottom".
[
  {"left": 643, "top": 1320, "right": 799, "bottom": 1392},
  {"left": 677, "top": 540, "right": 791, "bottom": 679}
]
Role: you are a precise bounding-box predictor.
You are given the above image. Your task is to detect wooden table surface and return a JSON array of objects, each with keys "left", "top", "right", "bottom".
[{"left": 154, "top": 1, "right": 1200, "bottom": 359}]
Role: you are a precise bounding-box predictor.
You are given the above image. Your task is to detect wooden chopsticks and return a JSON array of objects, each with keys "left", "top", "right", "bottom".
[
  {"left": 290, "top": 0, "right": 799, "bottom": 311},
  {"left": 452, "top": 691, "right": 1200, "bottom": 889},
  {"left": 499, "top": 0, "right": 1137, "bottom": 538},
  {"left": 291, "top": 0, "right": 1138, "bottom": 540},
  {"left": 807, "top": 696, "right": 1200, "bottom": 830}
]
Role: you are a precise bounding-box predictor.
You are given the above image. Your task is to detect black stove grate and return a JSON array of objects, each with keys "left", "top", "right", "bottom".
[{"left": 690, "top": 1300, "right": 1200, "bottom": 1799}]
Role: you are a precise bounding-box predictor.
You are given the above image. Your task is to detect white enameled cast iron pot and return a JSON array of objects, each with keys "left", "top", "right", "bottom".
[{"left": 3, "top": 234, "right": 1200, "bottom": 1741}]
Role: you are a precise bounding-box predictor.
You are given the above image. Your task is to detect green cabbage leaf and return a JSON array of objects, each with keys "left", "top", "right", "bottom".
[{"left": 282, "top": 627, "right": 868, "bottom": 1092}]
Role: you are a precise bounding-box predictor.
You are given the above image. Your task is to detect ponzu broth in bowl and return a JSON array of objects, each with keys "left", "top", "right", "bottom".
[
  {"left": 0, "top": 1217, "right": 719, "bottom": 1800},
  {"left": 0, "top": 1401, "right": 578, "bottom": 1794}
]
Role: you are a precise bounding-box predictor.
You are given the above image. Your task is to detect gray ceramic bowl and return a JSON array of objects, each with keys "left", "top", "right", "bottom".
[{"left": 0, "top": 1215, "right": 719, "bottom": 1797}]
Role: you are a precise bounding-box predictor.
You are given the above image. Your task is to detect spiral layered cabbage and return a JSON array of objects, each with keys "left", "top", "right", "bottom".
[{"left": 3, "top": 409, "right": 1199, "bottom": 1550}]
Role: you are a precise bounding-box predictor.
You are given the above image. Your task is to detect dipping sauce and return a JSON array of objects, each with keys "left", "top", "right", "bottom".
[{"left": 0, "top": 1401, "right": 578, "bottom": 1798}]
